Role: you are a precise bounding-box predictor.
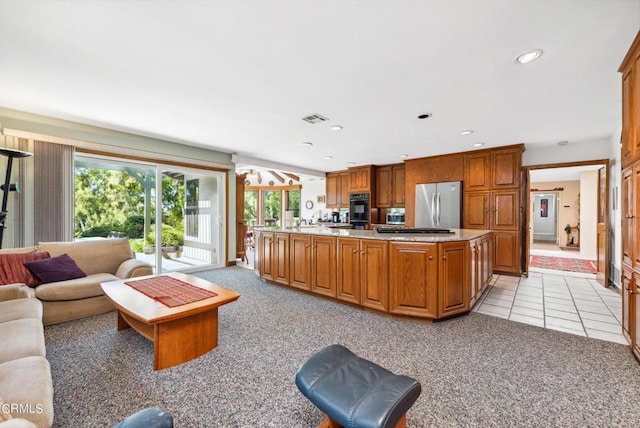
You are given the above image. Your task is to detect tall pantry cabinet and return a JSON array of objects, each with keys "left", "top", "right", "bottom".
[
  {"left": 463, "top": 145, "right": 523, "bottom": 275},
  {"left": 619, "top": 31, "right": 640, "bottom": 361}
]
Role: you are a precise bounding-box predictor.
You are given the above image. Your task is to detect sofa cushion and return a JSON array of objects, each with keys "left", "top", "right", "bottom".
[
  {"left": 38, "top": 238, "right": 133, "bottom": 276},
  {"left": 0, "top": 356, "right": 53, "bottom": 428},
  {"left": 35, "top": 273, "right": 118, "bottom": 301},
  {"left": 0, "top": 319, "right": 45, "bottom": 364},
  {"left": 0, "top": 299, "right": 42, "bottom": 323},
  {"left": 0, "top": 253, "right": 50, "bottom": 288},
  {"left": 0, "top": 247, "right": 38, "bottom": 255},
  {"left": 24, "top": 254, "right": 86, "bottom": 284}
]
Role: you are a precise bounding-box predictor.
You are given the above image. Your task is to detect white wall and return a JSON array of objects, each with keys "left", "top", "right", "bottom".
[
  {"left": 300, "top": 179, "right": 327, "bottom": 223},
  {"left": 580, "top": 170, "right": 598, "bottom": 260},
  {"left": 523, "top": 139, "right": 610, "bottom": 166}
]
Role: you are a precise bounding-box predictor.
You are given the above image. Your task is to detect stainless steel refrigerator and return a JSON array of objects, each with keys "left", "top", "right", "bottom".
[{"left": 415, "top": 181, "right": 462, "bottom": 229}]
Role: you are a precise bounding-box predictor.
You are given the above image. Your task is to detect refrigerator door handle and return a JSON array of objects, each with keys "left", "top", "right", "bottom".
[
  {"left": 437, "top": 192, "right": 441, "bottom": 225},
  {"left": 431, "top": 193, "right": 437, "bottom": 225}
]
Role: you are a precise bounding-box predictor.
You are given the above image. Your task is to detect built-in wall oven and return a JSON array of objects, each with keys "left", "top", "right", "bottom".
[{"left": 349, "top": 193, "right": 370, "bottom": 229}]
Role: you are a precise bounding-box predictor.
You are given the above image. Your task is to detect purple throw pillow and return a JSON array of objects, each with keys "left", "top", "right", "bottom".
[{"left": 24, "top": 253, "right": 87, "bottom": 284}]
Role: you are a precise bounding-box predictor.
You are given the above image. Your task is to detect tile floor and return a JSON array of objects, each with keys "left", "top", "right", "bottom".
[{"left": 474, "top": 271, "right": 626, "bottom": 345}]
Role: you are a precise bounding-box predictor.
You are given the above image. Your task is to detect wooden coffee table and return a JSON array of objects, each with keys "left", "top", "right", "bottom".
[{"left": 101, "top": 272, "right": 240, "bottom": 370}]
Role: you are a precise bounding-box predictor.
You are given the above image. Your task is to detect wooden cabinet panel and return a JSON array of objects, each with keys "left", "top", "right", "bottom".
[
  {"left": 622, "top": 67, "right": 635, "bottom": 167},
  {"left": 634, "top": 166, "right": 640, "bottom": 272},
  {"left": 376, "top": 164, "right": 405, "bottom": 208},
  {"left": 470, "top": 240, "right": 479, "bottom": 305},
  {"left": 289, "top": 234, "right": 311, "bottom": 290},
  {"left": 392, "top": 164, "right": 405, "bottom": 206},
  {"left": 389, "top": 242, "right": 438, "bottom": 317},
  {"left": 337, "top": 238, "right": 361, "bottom": 304},
  {"left": 339, "top": 172, "right": 350, "bottom": 208},
  {"left": 259, "top": 232, "right": 275, "bottom": 281},
  {"left": 622, "top": 167, "right": 633, "bottom": 266},
  {"left": 493, "top": 231, "right": 521, "bottom": 274},
  {"left": 349, "top": 166, "right": 374, "bottom": 193},
  {"left": 376, "top": 166, "right": 393, "bottom": 208},
  {"left": 491, "top": 148, "right": 521, "bottom": 189},
  {"left": 634, "top": 274, "right": 640, "bottom": 359},
  {"left": 481, "top": 234, "right": 493, "bottom": 291},
  {"left": 360, "top": 239, "right": 389, "bottom": 312},
  {"left": 463, "top": 192, "right": 490, "bottom": 229},
  {"left": 311, "top": 236, "right": 337, "bottom": 297},
  {"left": 634, "top": 50, "right": 640, "bottom": 161},
  {"left": 273, "top": 233, "right": 290, "bottom": 285},
  {"left": 492, "top": 191, "right": 520, "bottom": 230},
  {"left": 464, "top": 152, "right": 491, "bottom": 191},
  {"left": 439, "top": 242, "right": 469, "bottom": 317},
  {"left": 326, "top": 173, "right": 340, "bottom": 208},
  {"left": 622, "top": 264, "right": 633, "bottom": 343}
]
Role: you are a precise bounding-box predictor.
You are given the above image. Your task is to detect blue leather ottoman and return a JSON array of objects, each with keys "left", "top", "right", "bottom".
[{"left": 295, "top": 344, "right": 421, "bottom": 428}]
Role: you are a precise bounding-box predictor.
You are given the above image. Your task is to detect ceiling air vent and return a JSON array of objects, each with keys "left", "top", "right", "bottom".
[{"left": 302, "top": 113, "right": 329, "bottom": 124}]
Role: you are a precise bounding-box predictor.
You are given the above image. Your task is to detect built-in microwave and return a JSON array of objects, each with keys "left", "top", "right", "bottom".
[{"left": 386, "top": 213, "right": 405, "bottom": 225}]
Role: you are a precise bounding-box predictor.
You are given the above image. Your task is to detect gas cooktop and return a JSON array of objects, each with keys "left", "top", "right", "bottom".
[{"left": 375, "top": 227, "right": 453, "bottom": 234}]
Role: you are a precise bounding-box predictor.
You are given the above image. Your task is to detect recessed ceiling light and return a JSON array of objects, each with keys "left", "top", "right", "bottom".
[
  {"left": 324, "top": 155, "right": 333, "bottom": 160},
  {"left": 417, "top": 113, "right": 432, "bottom": 119},
  {"left": 460, "top": 130, "right": 474, "bottom": 136},
  {"left": 330, "top": 125, "right": 343, "bottom": 131},
  {"left": 301, "top": 142, "right": 313, "bottom": 147},
  {"left": 473, "top": 143, "right": 484, "bottom": 148},
  {"left": 347, "top": 162, "right": 356, "bottom": 166},
  {"left": 399, "top": 154, "right": 409, "bottom": 159},
  {"left": 515, "top": 49, "right": 543, "bottom": 64},
  {"left": 558, "top": 140, "right": 569, "bottom": 146}
]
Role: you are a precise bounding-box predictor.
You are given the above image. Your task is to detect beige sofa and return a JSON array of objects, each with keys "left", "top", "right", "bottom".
[
  {"left": 1, "top": 238, "right": 153, "bottom": 325},
  {"left": 0, "top": 284, "right": 53, "bottom": 428}
]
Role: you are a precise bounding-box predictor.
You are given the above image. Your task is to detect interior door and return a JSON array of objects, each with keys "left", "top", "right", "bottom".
[{"left": 522, "top": 168, "right": 529, "bottom": 276}]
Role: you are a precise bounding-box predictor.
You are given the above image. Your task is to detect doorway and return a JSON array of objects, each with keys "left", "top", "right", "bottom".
[
  {"left": 532, "top": 192, "right": 559, "bottom": 245},
  {"left": 524, "top": 160, "right": 608, "bottom": 285}
]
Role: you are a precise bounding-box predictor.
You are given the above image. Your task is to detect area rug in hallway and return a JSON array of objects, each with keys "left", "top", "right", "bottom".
[{"left": 530, "top": 255, "right": 597, "bottom": 274}]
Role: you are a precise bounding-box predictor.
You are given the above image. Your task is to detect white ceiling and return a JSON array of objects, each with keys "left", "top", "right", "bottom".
[{"left": 0, "top": 1, "right": 638, "bottom": 178}]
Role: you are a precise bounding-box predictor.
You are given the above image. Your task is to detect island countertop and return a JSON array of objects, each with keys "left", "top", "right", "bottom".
[{"left": 253, "top": 226, "right": 492, "bottom": 242}]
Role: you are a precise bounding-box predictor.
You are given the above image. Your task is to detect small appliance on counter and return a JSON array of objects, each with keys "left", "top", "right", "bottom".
[{"left": 331, "top": 211, "right": 340, "bottom": 223}]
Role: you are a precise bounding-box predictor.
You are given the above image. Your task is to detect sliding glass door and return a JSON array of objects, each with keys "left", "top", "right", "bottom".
[{"left": 74, "top": 155, "right": 225, "bottom": 273}]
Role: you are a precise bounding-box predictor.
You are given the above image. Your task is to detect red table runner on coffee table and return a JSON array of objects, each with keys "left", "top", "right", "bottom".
[{"left": 125, "top": 275, "right": 218, "bottom": 307}]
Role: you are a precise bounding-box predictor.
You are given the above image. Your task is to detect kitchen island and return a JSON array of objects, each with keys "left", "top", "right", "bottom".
[{"left": 254, "top": 227, "right": 493, "bottom": 321}]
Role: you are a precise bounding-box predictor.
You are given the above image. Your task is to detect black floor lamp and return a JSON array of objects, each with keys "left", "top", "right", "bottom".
[{"left": 0, "top": 148, "right": 33, "bottom": 248}]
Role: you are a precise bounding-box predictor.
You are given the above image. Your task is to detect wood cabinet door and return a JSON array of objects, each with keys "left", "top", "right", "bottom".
[
  {"left": 392, "top": 164, "right": 406, "bottom": 207},
  {"left": 273, "top": 233, "right": 290, "bottom": 285},
  {"left": 360, "top": 239, "right": 389, "bottom": 312},
  {"left": 336, "top": 238, "right": 361, "bottom": 304},
  {"left": 289, "top": 234, "right": 311, "bottom": 290},
  {"left": 491, "top": 148, "right": 521, "bottom": 189},
  {"left": 634, "top": 166, "right": 640, "bottom": 272},
  {"left": 634, "top": 274, "right": 640, "bottom": 358},
  {"left": 622, "top": 66, "right": 635, "bottom": 167},
  {"left": 376, "top": 166, "right": 393, "bottom": 207},
  {"left": 463, "top": 192, "right": 490, "bottom": 229},
  {"left": 491, "top": 190, "right": 520, "bottom": 230},
  {"left": 439, "top": 242, "right": 469, "bottom": 317},
  {"left": 311, "top": 236, "right": 337, "bottom": 297},
  {"left": 389, "top": 242, "right": 438, "bottom": 317},
  {"left": 349, "top": 169, "right": 362, "bottom": 192},
  {"left": 260, "top": 232, "right": 275, "bottom": 281},
  {"left": 493, "top": 231, "right": 521, "bottom": 274},
  {"left": 481, "top": 234, "right": 493, "bottom": 290},
  {"left": 469, "top": 239, "right": 479, "bottom": 305},
  {"left": 464, "top": 152, "right": 491, "bottom": 191},
  {"left": 622, "top": 167, "right": 634, "bottom": 266},
  {"left": 622, "top": 264, "right": 633, "bottom": 343},
  {"left": 339, "top": 172, "right": 350, "bottom": 208},
  {"left": 326, "top": 173, "right": 340, "bottom": 208}
]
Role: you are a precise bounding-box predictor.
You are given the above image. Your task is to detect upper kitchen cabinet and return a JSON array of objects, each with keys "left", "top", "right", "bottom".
[
  {"left": 326, "top": 171, "right": 350, "bottom": 208},
  {"left": 464, "top": 152, "right": 491, "bottom": 191},
  {"left": 349, "top": 165, "right": 375, "bottom": 193},
  {"left": 491, "top": 146, "right": 522, "bottom": 189},
  {"left": 620, "top": 32, "right": 640, "bottom": 168},
  {"left": 376, "top": 164, "right": 405, "bottom": 207}
]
